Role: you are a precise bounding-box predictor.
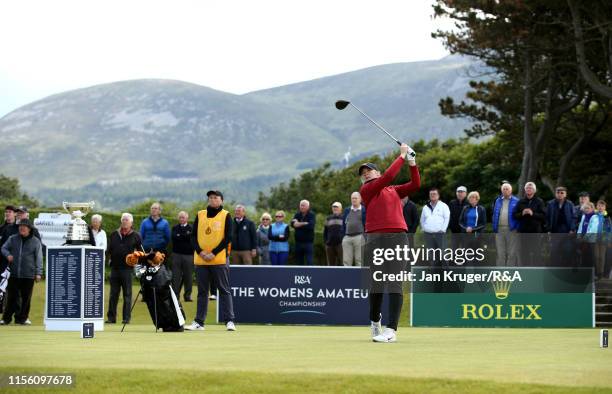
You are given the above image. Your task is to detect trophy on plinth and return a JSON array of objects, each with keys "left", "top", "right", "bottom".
[{"left": 62, "top": 201, "right": 95, "bottom": 245}]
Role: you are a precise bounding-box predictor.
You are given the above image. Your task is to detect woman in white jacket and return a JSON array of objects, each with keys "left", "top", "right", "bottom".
[{"left": 91, "top": 214, "right": 107, "bottom": 251}]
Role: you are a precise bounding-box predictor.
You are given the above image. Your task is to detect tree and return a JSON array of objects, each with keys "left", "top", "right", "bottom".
[
  {"left": 0, "top": 174, "right": 38, "bottom": 208},
  {"left": 432, "top": 1, "right": 611, "bottom": 197},
  {"left": 567, "top": 0, "right": 612, "bottom": 99}
]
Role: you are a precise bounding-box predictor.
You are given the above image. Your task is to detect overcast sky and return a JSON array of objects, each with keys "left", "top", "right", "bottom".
[{"left": 0, "top": 0, "right": 451, "bottom": 117}]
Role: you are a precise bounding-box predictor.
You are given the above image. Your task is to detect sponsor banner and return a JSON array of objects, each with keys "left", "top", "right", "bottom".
[
  {"left": 221, "top": 266, "right": 377, "bottom": 325},
  {"left": 411, "top": 267, "right": 594, "bottom": 328}
]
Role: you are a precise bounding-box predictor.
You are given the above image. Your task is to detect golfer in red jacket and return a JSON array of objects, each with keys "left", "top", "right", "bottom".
[{"left": 359, "top": 143, "right": 420, "bottom": 342}]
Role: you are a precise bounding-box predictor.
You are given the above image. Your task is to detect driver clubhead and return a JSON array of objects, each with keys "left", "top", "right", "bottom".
[{"left": 335, "top": 100, "right": 350, "bottom": 110}]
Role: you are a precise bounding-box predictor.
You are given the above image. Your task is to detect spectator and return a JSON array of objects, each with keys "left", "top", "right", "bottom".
[
  {"left": 171, "top": 211, "right": 194, "bottom": 302},
  {"left": 256, "top": 213, "right": 271, "bottom": 265},
  {"left": 547, "top": 187, "right": 576, "bottom": 234},
  {"left": 595, "top": 200, "right": 611, "bottom": 279},
  {"left": 492, "top": 182, "right": 519, "bottom": 266},
  {"left": 546, "top": 186, "right": 576, "bottom": 266},
  {"left": 459, "top": 191, "right": 486, "bottom": 234},
  {"left": 231, "top": 205, "right": 257, "bottom": 265},
  {"left": 449, "top": 186, "right": 469, "bottom": 234},
  {"left": 420, "top": 188, "right": 450, "bottom": 264},
  {"left": 90, "top": 214, "right": 107, "bottom": 251},
  {"left": 291, "top": 200, "right": 316, "bottom": 265},
  {"left": 323, "top": 202, "right": 344, "bottom": 266},
  {"left": 12, "top": 206, "right": 41, "bottom": 240},
  {"left": 0, "top": 220, "right": 42, "bottom": 325},
  {"left": 513, "top": 182, "right": 547, "bottom": 266},
  {"left": 106, "top": 213, "right": 142, "bottom": 324},
  {"left": 139, "top": 202, "right": 170, "bottom": 253},
  {"left": 268, "top": 211, "right": 290, "bottom": 265},
  {"left": 575, "top": 192, "right": 590, "bottom": 229},
  {"left": 186, "top": 190, "right": 235, "bottom": 331},
  {"left": 401, "top": 197, "right": 419, "bottom": 235},
  {"left": 342, "top": 192, "right": 366, "bottom": 267},
  {"left": 0, "top": 205, "right": 17, "bottom": 314},
  {"left": 0, "top": 206, "right": 17, "bottom": 268},
  {"left": 577, "top": 202, "right": 599, "bottom": 272},
  {"left": 0, "top": 205, "right": 16, "bottom": 236}
]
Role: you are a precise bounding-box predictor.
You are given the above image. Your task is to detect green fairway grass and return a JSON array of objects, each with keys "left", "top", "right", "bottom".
[{"left": 1, "top": 284, "right": 610, "bottom": 393}]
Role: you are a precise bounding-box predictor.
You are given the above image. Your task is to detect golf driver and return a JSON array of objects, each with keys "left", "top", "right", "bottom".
[{"left": 335, "top": 100, "right": 415, "bottom": 159}]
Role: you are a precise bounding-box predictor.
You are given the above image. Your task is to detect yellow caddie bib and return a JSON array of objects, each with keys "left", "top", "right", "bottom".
[{"left": 194, "top": 209, "right": 228, "bottom": 265}]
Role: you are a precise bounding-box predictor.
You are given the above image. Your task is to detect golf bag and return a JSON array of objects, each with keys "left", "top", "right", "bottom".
[
  {"left": 0, "top": 267, "right": 10, "bottom": 313},
  {"left": 127, "top": 250, "right": 186, "bottom": 332},
  {"left": 138, "top": 263, "right": 186, "bottom": 332}
]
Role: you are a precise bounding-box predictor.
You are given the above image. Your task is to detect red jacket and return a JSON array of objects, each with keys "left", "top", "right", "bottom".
[{"left": 360, "top": 156, "right": 421, "bottom": 233}]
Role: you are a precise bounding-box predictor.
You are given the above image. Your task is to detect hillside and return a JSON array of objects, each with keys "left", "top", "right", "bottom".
[{"left": 0, "top": 56, "right": 474, "bottom": 209}]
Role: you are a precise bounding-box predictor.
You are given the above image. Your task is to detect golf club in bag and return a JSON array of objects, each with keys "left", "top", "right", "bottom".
[
  {"left": 335, "top": 100, "right": 416, "bottom": 159},
  {"left": 121, "top": 251, "right": 186, "bottom": 333}
]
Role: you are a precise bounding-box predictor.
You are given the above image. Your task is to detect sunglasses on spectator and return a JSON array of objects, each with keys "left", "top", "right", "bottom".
[{"left": 275, "top": 215, "right": 283, "bottom": 218}]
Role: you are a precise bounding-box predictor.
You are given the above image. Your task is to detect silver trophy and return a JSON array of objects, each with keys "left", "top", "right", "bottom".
[{"left": 63, "top": 201, "right": 95, "bottom": 245}]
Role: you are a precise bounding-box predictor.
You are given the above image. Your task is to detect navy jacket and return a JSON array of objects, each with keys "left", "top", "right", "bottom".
[
  {"left": 231, "top": 217, "right": 257, "bottom": 251},
  {"left": 459, "top": 205, "right": 487, "bottom": 233},
  {"left": 546, "top": 199, "right": 576, "bottom": 233},
  {"left": 291, "top": 211, "right": 316, "bottom": 243}
]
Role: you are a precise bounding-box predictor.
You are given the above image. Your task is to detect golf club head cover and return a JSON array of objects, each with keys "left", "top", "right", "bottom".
[
  {"left": 125, "top": 251, "right": 146, "bottom": 267},
  {"left": 148, "top": 251, "right": 165, "bottom": 267}
]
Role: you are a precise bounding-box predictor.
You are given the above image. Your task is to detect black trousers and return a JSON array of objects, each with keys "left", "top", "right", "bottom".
[
  {"left": 108, "top": 269, "right": 133, "bottom": 322},
  {"left": 364, "top": 233, "right": 408, "bottom": 331},
  {"left": 172, "top": 253, "right": 194, "bottom": 300},
  {"left": 195, "top": 264, "right": 234, "bottom": 324},
  {"left": 369, "top": 293, "right": 403, "bottom": 331},
  {"left": 2, "top": 277, "right": 34, "bottom": 324}
]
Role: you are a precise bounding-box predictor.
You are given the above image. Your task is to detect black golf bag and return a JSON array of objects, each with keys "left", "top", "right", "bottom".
[{"left": 139, "top": 264, "right": 186, "bottom": 332}]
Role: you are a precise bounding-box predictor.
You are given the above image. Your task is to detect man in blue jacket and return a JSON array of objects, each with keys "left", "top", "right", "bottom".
[
  {"left": 492, "top": 182, "right": 519, "bottom": 266},
  {"left": 546, "top": 186, "right": 576, "bottom": 266},
  {"left": 140, "top": 202, "right": 171, "bottom": 254}
]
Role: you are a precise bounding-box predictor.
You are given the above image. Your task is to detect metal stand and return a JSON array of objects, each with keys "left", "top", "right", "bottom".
[{"left": 121, "top": 288, "right": 141, "bottom": 333}]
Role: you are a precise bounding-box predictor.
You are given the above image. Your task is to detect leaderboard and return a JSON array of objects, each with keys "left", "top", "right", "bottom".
[
  {"left": 84, "top": 249, "right": 104, "bottom": 319},
  {"left": 47, "top": 248, "right": 82, "bottom": 319},
  {"left": 45, "top": 246, "right": 105, "bottom": 330}
]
